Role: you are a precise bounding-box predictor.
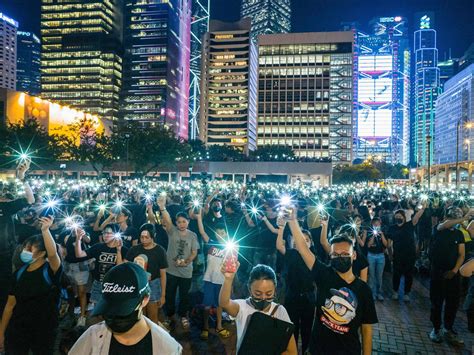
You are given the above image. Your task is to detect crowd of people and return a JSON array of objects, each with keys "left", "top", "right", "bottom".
[{"left": 0, "top": 160, "right": 474, "bottom": 354}]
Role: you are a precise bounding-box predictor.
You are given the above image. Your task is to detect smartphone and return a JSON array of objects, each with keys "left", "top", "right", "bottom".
[{"left": 224, "top": 250, "right": 238, "bottom": 273}]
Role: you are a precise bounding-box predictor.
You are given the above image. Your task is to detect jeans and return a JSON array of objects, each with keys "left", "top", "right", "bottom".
[
  {"left": 464, "top": 275, "right": 474, "bottom": 329},
  {"left": 430, "top": 269, "right": 461, "bottom": 330},
  {"left": 368, "top": 252, "right": 385, "bottom": 297},
  {"left": 165, "top": 273, "right": 192, "bottom": 318}
]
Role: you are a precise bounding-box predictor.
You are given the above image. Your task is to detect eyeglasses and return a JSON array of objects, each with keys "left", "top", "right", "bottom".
[
  {"left": 324, "top": 298, "right": 353, "bottom": 317},
  {"left": 329, "top": 253, "right": 352, "bottom": 258}
]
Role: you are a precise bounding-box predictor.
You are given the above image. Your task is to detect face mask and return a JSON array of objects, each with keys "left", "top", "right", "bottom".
[
  {"left": 212, "top": 205, "right": 221, "bottom": 213},
  {"left": 249, "top": 296, "right": 273, "bottom": 311},
  {"left": 20, "top": 250, "right": 34, "bottom": 264},
  {"left": 104, "top": 309, "right": 141, "bottom": 334},
  {"left": 330, "top": 256, "right": 352, "bottom": 273},
  {"left": 395, "top": 218, "right": 404, "bottom": 225}
]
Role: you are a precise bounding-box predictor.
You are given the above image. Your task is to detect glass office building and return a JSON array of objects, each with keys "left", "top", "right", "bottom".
[
  {"left": 200, "top": 18, "right": 257, "bottom": 153},
  {"left": 0, "top": 12, "right": 18, "bottom": 90},
  {"left": 16, "top": 31, "right": 41, "bottom": 95},
  {"left": 41, "top": 0, "right": 123, "bottom": 121},
  {"left": 120, "top": 0, "right": 191, "bottom": 139},
  {"left": 257, "top": 32, "right": 353, "bottom": 163}
]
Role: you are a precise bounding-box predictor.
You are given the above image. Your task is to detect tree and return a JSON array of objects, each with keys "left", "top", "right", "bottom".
[
  {"left": 111, "top": 122, "right": 192, "bottom": 175},
  {"left": 206, "top": 145, "right": 243, "bottom": 161},
  {"left": 251, "top": 145, "right": 295, "bottom": 161},
  {"left": 332, "top": 164, "right": 381, "bottom": 184}
]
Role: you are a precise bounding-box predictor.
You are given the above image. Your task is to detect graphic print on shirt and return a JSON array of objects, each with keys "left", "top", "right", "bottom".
[
  {"left": 174, "top": 239, "right": 189, "bottom": 262},
  {"left": 321, "top": 287, "right": 358, "bottom": 334},
  {"left": 98, "top": 252, "right": 117, "bottom": 281}
]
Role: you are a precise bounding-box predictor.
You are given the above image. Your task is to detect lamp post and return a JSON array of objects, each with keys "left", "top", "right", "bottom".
[
  {"left": 466, "top": 138, "right": 471, "bottom": 162},
  {"left": 125, "top": 133, "right": 130, "bottom": 177},
  {"left": 426, "top": 135, "right": 431, "bottom": 190},
  {"left": 457, "top": 121, "right": 473, "bottom": 188}
]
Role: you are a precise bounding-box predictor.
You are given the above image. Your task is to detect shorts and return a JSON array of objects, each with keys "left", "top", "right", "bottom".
[
  {"left": 149, "top": 278, "right": 162, "bottom": 303},
  {"left": 90, "top": 279, "right": 103, "bottom": 304},
  {"left": 64, "top": 261, "right": 90, "bottom": 286},
  {"left": 202, "top": 281, "right": 222, "bottom": 308}
]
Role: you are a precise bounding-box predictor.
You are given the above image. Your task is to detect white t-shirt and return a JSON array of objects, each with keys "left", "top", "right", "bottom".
[
  {"left": 232, "top": 299, "right": 292, "bottom": 352},
  {"left": 203, "top": 245, "right": 225, "bottom": 284}
]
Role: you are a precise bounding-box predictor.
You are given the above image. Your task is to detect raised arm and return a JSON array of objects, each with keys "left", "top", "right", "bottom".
[
  {"left": 319, "top": 220, "right": 330, "bottom": 254},
  {"left": 93, "top": 208, "right": 105, "bottom": 231},
  {"left": 276, "top": 218, "right": 286, "bottom": 255},
  {"left": 411, "top": 204, "right": 426, "bottom": 226},
  {"left": 39, "top": 216, "right": 61, "bottom": 273},
  {"left": 307, "top": 206, "right": 321, "bottom": 229},
  {"left": 261, "top": 215, "right": 278, "bottom": 234},
  {"left": 157, "top": 195, "right": 173, "bottom": 234},
  {"left": 196, "top": 210, "right": 210, "bottom": 243},
  {"left": 17, "top": 159, "right": 34, "bottom": 204},
  {"left": 288, "top": 209, "right": 316, "bottom": 270},
  {"left": 219, "top": 263, "right": 240, "bottom": 317},
  {"left": 438, "top": 212, "right": 472, "bottom": 231},
  {"left": 242, "top": 208, "right": 256, "bottom": 228},
  {"left": 146, "top": 203, "right": 158, "bottom": 224}
]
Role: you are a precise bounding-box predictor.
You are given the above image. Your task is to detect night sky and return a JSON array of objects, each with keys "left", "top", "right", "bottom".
[{"left": 1, "top": 0, "right": 472, "bottom": 58}]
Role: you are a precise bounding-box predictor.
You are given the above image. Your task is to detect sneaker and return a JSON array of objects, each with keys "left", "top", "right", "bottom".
[
  {"left": 403, "top": 294, "right": 410, "bottom": 302},
  {"left": 377, "top": 294, "right": 385, "bottom": 301},
  {"left": 392, "top": 293, "right": 399, "bottom": 300},
  {"left": 429, "top": 328, "right": 443, "bottom": 343},
  {"left": 76, "top": 315, "right": 86, "bottom": 327},
  {"left": 443, "top": 329, "right": 464, "bottom": 346}
]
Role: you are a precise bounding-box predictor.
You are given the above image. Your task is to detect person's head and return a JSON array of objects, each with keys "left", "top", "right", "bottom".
[
  {"left": 224, "top": 200, "right": 238, "bottom": 215},
  {"left": 20, "top": 235, "right": 47, "bottom": 264},
  {"left": 328, "top": 234, "right": 356, "bottom": 274},
  {"left": 139, "top": 223, "right": 155, "bottom": 247},
  {"left": 394, "top": 210, "right": 406, "bottom": 226},
  {"left": 301, "top": 229, "right": 313, "bottom": 248},
  {"left": 210, "top": 198, "right": 222, "bottom": 214},
  {"left": 247, "top": 264, "right": 277, "bottom": 311},
  {"left": 453, "top": 200, "right": 469, "bottom": 215},
  {"left": 352, "top": 214, "right": 362, "bottom": 227},
  {"left": 103, "top": 225, "right": 119, "bottom": 244},
  {"left": 446, "top": 206, "right": 463, "bottom": 220},
  {"left": 371, "top": 217, "right": 381, "bottom": 228},
  {"left": 175, "top": 212, "right": 190, "bottom": 231},
  {"left": 92, "top": 262, "right": 150, "bottom": 334},
  {"left": 116, "top": 208, "right": 131, "bottom": 226}
]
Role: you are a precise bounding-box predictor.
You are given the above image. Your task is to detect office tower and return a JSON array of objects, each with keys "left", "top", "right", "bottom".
[
  {"left": 200, "top": 18, "right": 257, "bottom": 153},
  {"left": 16, "top": 31, "right": 41, "bottom": 95},
  {"left": 460, "top": 43, "right": 474, "bottom": 71},
  {"left": 413, "top": 14, "right": 441, "bottom": 167},
  {"left": 240, "top": 0, "right": 291, "bottom": 43},
  {"left": 438, "top": 58, "right": 459, "bottom": 88},
  {"left": 120, "top": 0, "right": 191, "bottom": 139},
  {"left": 258, "top": 31, "right": 353, "bottom": 163},
  {"left": 41, "top": 0, "right": 123, "bottom": 121},
  {"left": 189, "top": 0, "right": 210, "bottom": 140},
  {"left": 0, "top": 12, "right": 18, "bottom": 90},
  {"left": 352, "top": 16, "right": 410, "bottom": 165},
  {"left": 434, "top": 64, "right": 474, "bottom": 164}
]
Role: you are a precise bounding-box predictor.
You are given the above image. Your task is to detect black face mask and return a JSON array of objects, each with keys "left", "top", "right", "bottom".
[
  {"left": 212, "top": 205, "right": 222, "bottom": 213},
  {"left": 395, "top": 218, "right": 404, "bottom": 225},
  {"left": 104, "top": 309, "right": 141, "bottom": 333},
  {"left": 330, "top": 256, "right": 352, "bottom": 273},
  {"left": 249, "top": 297, "right": 273, "bottom": 311}
]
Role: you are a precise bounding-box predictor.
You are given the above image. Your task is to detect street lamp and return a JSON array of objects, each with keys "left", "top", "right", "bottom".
[
  {"left": 125, "top": 133, "right": 130, "bottom": 177},
  {"left": 465, "top": 138, "right": 471, "bottom": 162},
  {"left": 426, "top": 135, "right": 431, "bottom": 190},
  {"left": 456, "top": 120, "right": 473, "bottom": 188}
]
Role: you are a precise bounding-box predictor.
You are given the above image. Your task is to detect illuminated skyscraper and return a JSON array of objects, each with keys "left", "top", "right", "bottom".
[
  {"left": 240, "top": 0, "right": 291, "bottom": 43},
  {"left": 438, "top": 58, "right": 459, "bottom": 88},
  {"left": 0, "top": 12, "right": 18, "bottom": 90},
  {"left": 200, "top": 18, "right": 257, "bottom": 153},
  {"left": 258, "top": 32, "right": 353, "bottom": 162},
  {"left": 413, "top": 14, "right": 441, "bottom": 166},
  {"left": 41, "top": 0, "right": 123, "bottom": 121},
  {"left": 16, "top": 31, "right": 41, "bottom": 95},
  {"left": 353, "top": 16, "right": 410, "bottom": 164},
  {"left": 189, "top": 0, "right": 210, "bottom": 140},
  {"left": 120, "top": 0, "right": 191, "bottom": 139}
]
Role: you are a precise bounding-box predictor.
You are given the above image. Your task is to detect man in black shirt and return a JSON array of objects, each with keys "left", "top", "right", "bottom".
[
  {"left": 290, "top": 214, "right": 378, "bottom": 355},
  {"left": 429, "top": 206, "right": 466, "bottom": 345},
  {"left": 0, "top": 160, "right": 34, "bottom": 314}
]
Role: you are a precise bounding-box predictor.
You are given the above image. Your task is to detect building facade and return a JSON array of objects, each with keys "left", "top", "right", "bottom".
[
  {"left": 434, "top": 64, "right": 474, "bottom": 164},
  {"left": 0, "top": 12, "right": 18, "bottom": 90},
  {"left": 413, "top": 14, "right": 441, "bottom": 166},
  {"left": 438, "top": 58, "right": 459, "bottom": 88},
  {"left": 189, "top": 0, "right": 210, "bottom": 140},
  {"left": 240, "top": 0, "right": 291, "bottom": 43},
  {"left": 120, "top": 0, "right": 191, "bottom": 139},
  {"left": 200, "top": 18, "right": 257, "bottom": 153},
  {"left": 40, "top": 0, "right": 123, "bottom": 122},
  {"left": 353, "top": 16, "right": 411, "bottom": 165},
  {"left": 257, "top": 32, "right": 353, "bottom": 163},
  {"left": 16, "top": 31, "right": 41, "bottom": 95}
]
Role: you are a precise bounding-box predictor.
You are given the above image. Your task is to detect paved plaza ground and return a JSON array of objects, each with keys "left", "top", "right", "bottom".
[{"left": 169, "top": 273, "right": 474, "bottom": 355}]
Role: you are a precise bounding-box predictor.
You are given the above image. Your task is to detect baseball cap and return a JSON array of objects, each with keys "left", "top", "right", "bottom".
[{"left": 92, "top": 262, "right": 149, "bottom": 317}]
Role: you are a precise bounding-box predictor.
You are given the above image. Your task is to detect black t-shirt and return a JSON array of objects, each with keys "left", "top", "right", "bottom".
[
  {"left": 430, "top": 228, "right": 464, "bottom": 272},
  {"left": 352, "top": 243, "right": 369, "bottom": 278},
  {"left": 14, "top": 222, "right": 39, "bottom": 245},
  {"left": 310, "top": 227, "right": 328, "bottom": 263},
  {"left": 85, "top": 244, "right": 128, "bottom": 282},
  {"left": 9, "top": 263, "right": 63, "bottom": 328},
  {"left": 310, "top": 259, "right": 378, "bottom": 355},
  {"left": 0, "top": 198, "right": 29, "bottom": 251},
  {"left": 284, "top": 249, "right": 314, "bottom": 296},
  {"left": 366, "top": 231, "right": 385, "bottom": 254},
  {"left": 387, "top": 222, "right": 416, "bottom": 263},
  {"left": 62, "top": 233, "right": 90, "bottom": 263},
  {"left": 120, "top": 225, "right": 139, "bottom": 249},
  {"left": 255, "top": 217, "right": 278, "bottom": 251},
  {"left": 126, "top": 244, "right": 168, "bottom": 280},
  {"left": 109, "top": 330, "right": 152, "bottom": 355},
  {"left": 203, "top": 212, "right": 224, "bottom": 243}
]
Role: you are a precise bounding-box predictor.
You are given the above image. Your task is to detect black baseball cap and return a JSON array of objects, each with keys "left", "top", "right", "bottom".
[{"left": 92, "top": 262, "right": 149, "bottom": 317}]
